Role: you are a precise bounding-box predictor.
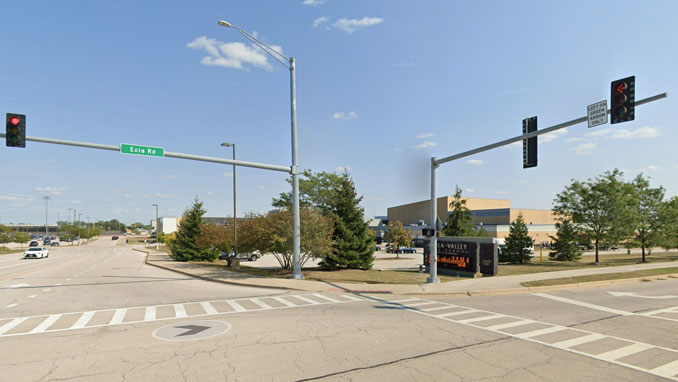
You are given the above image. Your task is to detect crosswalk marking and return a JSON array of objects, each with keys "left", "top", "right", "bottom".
[
  {"left": 30, "top": 314, "right": 62, "bottom": 333},
  {"left": 272, "top": 296, "right": 297, "bottom": 307},
  {"left": 421, "top": 305, "right": 459, "bottom": 312},
  {"left": 293, "top": 295, "right": 321, "bottom": 305},
  {"left": 404, "top": 301, "right": 438, "bottom": 307},
  {"left": 173, "top": 304, "right": 187, "bottom": 318},
  {"left": 71, "top": 311, "right": 95, "bottom": 329},
  {"left": 199, "top": 302, "right": 217, "bottom": 315},
  {"left": 597, "top": 343, "right": 654, "bottom": 361},
  {"left": 0, "top": 293, "right": 363, "bottom": 338},
  {"left": 0, "top": 317, "right": 27, "bottom": 335},
  {"left": 144, "top": 306, "right": 156, "bottom": 321},
  {"left": 226, "top": 300, "right": 246, "bottom": 312},
  {"left": 376, "top": 297, "right": 678, "bottom": 382},
  {"left": 552, "top": 333, "right": 606, "bottom": 349},
  {"left": 109, "top": 309, "right": 127, "bottom": 325},
  {"left": 250, "top": 298, "right": 273, "bottom": 310}
]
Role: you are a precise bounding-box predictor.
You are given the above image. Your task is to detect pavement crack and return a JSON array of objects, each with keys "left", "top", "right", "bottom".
[{"left": 294, "top": 337, "right": 509, "bottom": 381}]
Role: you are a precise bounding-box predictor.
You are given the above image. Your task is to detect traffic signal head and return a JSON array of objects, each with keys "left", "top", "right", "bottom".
[
  {"left": 6, "top": 113, "right": 26, "bottom": 148},
  {"left": 610, "top": 76, "right": 635, "bottom": 124},
  {"left": 522, "top": 116, "right": 537, "bottom": 168}
]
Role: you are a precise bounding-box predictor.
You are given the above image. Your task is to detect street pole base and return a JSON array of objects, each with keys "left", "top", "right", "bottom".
[
  {"left": 426, "top": 277, "right": 440, "bottom": 284},
  {"left": 290, "top": 273, "right": 304, "bottom": 280}
]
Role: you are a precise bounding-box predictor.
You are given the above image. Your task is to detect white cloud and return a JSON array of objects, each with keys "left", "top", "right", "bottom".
[
  {"left": 519, "top": 180, "right": 527, "bottom": 184},
  {"left": 573, "top": 142, "right": 596, "bottom": 155},
  {"left": 585, "top": 126, "right": 660, "bottom": 140},
  {"left": 207, "top": 191, "right": 214, "bottom": 195},
  {"left": 303, "top": 0, "right": 326, "bottom": 6},
  {"left": 187, "top": 36, "right": 283, "bottom": 71},
  {"left": 154, "top": 193, "right": 173, "bottom": 199},
  {"left": 332, "top": 17, "right": 384, "bottom": 34},
  {"left": 71, "top": 200, "right": 82, "bottom": 204},
  {"left": 167, "top": 208, "right": 177, "bottom": 212},
  {"left": 313, "top": 16, "right": 329, "bottom": 28},
  {"left": 641, "top": 165, "right": 660, "bottom": 172},
  {"left": 332, "top": 111, "right": 358, "bottom": 120},
  {"left": 36, "top": 187, "right": 66, "bottom": 196},
  {"left": 465, "top": 188, "right": 474, "bottom": 193},
  {"left": 416, "top": 133, "right": 434, "bottom": 139},
  {"left": 466, "top": 159, "right": 484, "bottom": 166},
  {"left": 222, "top": 171, "right": 233, "bottom": 177},
  {"left": 539, "top": 128, "right": 567, "bottom": 143},
  {"left": 258, "top": 186, "right": 265, "bottom": 190},
  {"left": 494, "top": 191, "right": 509, "bottom": 195},
  {"left": 122, "top": 194, "right": 133, "bottom": 198},
  {"left": 566, "top": 137, "right": 584, "bottom": 143},
  {"left": 414, "top": 141, "right": 437, "bottom": 149},
  {"left": 163, "top": 175, "right": 179, "bottom": 180},
  {"left": 335, "top": 165, "right": 352, "bottom": 172},
  {"left": 0, "top": 194, "right": 33, "bottom": 202}
]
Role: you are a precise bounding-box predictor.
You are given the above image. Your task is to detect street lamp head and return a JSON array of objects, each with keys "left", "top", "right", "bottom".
[
  {"left": 218, "top": 20, "right": 232, "bottom": 28},
  {"left": 220, "top": 142, "right": 233, "bottom": 147}
]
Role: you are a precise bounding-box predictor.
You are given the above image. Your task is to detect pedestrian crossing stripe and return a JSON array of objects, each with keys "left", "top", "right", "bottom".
[
  {"left": 375, "top": 297, "right": 678, "bottom": 381},
  {"left": 0, "top": 293, "right": 364, "bottom": 338}
]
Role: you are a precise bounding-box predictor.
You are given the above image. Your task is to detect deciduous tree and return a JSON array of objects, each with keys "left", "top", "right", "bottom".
[{"left": 385, "top": 220, "right": 410, "bottom": 258}]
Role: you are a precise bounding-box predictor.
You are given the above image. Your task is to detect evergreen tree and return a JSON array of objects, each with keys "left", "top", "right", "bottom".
[
  {"left": 171, "top": 197, "right": 214, "bottom": 261},
  {"left": 442, "top": 186, "right": 477, "bottom": 237},
  {"left": 503, "top": 213, "right": 533, "bottom": 263},
  {"left": 548, "top": 220, "right": 582, "bottom": 261},
  {"left": 320, "top": 175, "right": 375, "bottom": 270}
]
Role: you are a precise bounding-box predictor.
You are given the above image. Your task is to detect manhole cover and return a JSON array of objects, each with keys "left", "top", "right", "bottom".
[{"left": 152, "top": 320, "right": 232, "bottom": 341}]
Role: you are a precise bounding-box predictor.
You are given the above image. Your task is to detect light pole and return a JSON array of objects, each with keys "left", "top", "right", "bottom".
[
  {"left": 220, "top": 142, "right": 237, "bottom": 258},
  {"left": 68, "top": 208, "right": 73, "bottom": 223},
  {"left": 152, "top": 204, "right": 159, "bottom": 250},
  {"left": 43, "top": 196, "right": 50, "bottom": 238},
  {"left": 78, "top": 213, "right": 82, "bottom": 245},
  {"left": 218, "top": 20, "right": 302, "bottom": 279}
]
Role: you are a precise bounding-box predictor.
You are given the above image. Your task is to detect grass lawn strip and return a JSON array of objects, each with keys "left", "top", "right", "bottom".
[{"left": 521, "top": 267, "right": 678, "bottom": 287}]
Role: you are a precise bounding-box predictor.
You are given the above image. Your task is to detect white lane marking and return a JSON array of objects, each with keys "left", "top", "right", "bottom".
[
  {"left": 71, "top": 311, "right": 96, "bottom": 329},
  {"left": 312, "top": 293, "right": 341, "bottom": 303},
  {"left": 293, "top": 295, "right": 321, "bottom": 305},
  {"left": 225, "top": 300, "right": 246, "bottom": 312},
  {"left": 597, "top": 343, "right": 654, "bottom": 361},
  {"left": 421, "top": 305, "right": 459, "bottom": 312},
  {"left": 109, "top": 309, "right": 127, "bottom": 325},
  {"left": 144, "top": 306, "right": 156, "bottom": 321},
  {"left": 608, "top": 291, "right": 678, "bottom": 299},
  {"left": 389, "top": 298, "right": 420, "bottom": 304},
  {"left": 404, "top": 301, "right": 439, "bottom": 307},
  {"left": 652, "top": 360, "right": 678, "bottom": 378},
  {"left": 56, "top": 283, "right": 62, "bottom": 286},
  {"left": 66, "top": 278, "right": 72, "bottom": 281},
  {"left": 173, "top": 304, "right": 187, "bottom": 318},
  {"left": 0, "top": 317, "right": 27, "bottom": 335},
  {"left": 42, "top": 288, "right": 51, "bottom": 292},
  {"left": 642, "top": 306, "right": 678, "bottom": 316},
  {"left": 552, "top": 333, "right": 606, "bottom": 349},
  {"left": 29, "top": 314, "right": 62, "bottom": 333},
  {"left": 515, "top": 326, "right": 566, "bottom": 339},
  {"left": 6, "top": 283, "right": 30, "bottom": 289},
  {"left": 377, "top": 297, "right": 678, "bottom": 382},
  {"left": 485, "top": 319, "right": 534, "bottom": 331},
  {"left": 272, "top": 296, "right": 297, "bottom": 307},
  {"left": 199, "top": 302, "right": 217, "bottom": 315},
  {"left": 250, "top": 298, "right": 273, "bottom": 310},
  {"left": 457, "top": 314, "right": 506, "bottom": 324},
  {"left": 436, "top": 309, "right": 480, "bottom": 318},
  {"left": 5, "top": 303, "right": 18, "bottom": 308},
  {"left": 28, "top": 295, "right": 37, "bottom": 298},
  {"left": 533, "top": 293, "right": 633, "bottom": 316}
]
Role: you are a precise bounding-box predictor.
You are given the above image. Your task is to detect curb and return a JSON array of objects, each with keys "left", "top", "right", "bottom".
[{"left": 137, "top": 247, "right": 297, "bottom": 292}]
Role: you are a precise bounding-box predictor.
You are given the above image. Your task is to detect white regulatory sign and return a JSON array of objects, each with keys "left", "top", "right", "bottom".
[{"left": 587, "top": 100, "right": 608, "bottom": 128}]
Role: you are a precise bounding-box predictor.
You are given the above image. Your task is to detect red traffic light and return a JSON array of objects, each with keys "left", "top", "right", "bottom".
[{"left": 9, "top": 116, "right": 20, "bottom": 126}]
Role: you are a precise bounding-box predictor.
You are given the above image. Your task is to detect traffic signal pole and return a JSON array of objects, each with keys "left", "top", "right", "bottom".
[{"left": 426, "top": 91, "right": 667, "bottom": 283}]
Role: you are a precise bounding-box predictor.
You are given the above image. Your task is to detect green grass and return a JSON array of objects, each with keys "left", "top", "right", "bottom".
[
  {"left": 0, "top": 247, "right": 23, "bottom": 255},
  {"left": 521, "top": 268, "right": 678, "bottom": 287}
]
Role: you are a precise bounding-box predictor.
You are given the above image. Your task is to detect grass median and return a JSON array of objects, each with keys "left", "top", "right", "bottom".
[{"left": 521, "top": 267, "right": 678, "bottom": 287}]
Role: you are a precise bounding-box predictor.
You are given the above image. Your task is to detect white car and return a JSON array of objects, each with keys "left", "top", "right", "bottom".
[{"left": 24, "top": 247, "right": 49, "bottom": 259}]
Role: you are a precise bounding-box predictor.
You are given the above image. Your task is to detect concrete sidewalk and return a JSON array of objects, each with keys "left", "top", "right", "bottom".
[{"left": 142, "top": 249, "right": 678, "bottom": 296}]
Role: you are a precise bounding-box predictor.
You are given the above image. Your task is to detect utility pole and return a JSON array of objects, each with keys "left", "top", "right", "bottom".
[{"left": 43, "top": 195, "right": 50, "bottom": 238}]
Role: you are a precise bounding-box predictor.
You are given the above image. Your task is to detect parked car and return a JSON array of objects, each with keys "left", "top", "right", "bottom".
[
  {"left": 29, "top": 240, "right": 39, "bottom": 247},
  {"left": 219, "top": 251, "right": 261, "bottom": 261},
  {"left": 43, "top": 238, "right": 51, "bottom": 245},
  {"left": 111, "top": 236, "right": 119, "bottom": 240},
  {"left": 50, "top": 242, "right": 60, "bottom": 246},
  {"left": 396, "top": 246, "right": 417, "bottom": 254},
  {"left": 24, "top": 247, "right": 49, "bottom": 259}
]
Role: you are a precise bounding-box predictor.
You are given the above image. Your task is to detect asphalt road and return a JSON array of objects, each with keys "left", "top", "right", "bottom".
[{"left": 1, "top": 238, "right": 677, "bottom": 381}]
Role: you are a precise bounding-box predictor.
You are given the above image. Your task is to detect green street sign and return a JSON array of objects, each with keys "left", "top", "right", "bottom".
[{"left": 120, "top": 143, "right": 164, "bottom": 157}]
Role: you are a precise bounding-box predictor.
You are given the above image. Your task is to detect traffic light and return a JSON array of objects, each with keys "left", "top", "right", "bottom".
[
  {"left": 6, "top": 113, "right": 26, "bottom": 147},
  {"left": 522, "top": 116, "right": 537, "bottom": 168},
  {"left": 610, "top": 76, "right": 635, "bottom": 124}
]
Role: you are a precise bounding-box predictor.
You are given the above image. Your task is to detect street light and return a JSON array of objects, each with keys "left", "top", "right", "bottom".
[
  {"left": 221, "top": 142, "right": 237, "bottom": 259},
  {"left": 78, "top": 213, "right": 82, "bottom": 245},
  {"left": 152, "top": 204, "right": 159, "bottom": 250},
  {"left": 218, "top": 20, "right": 303, "bottom": 279},
  {"left": 43, "top": 196, "right": 50, "bottom": 238}
]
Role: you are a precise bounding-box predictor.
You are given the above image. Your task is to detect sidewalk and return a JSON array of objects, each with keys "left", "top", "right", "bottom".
[{"left": 142, "top": 249, "right": 678, "bottom": 297}]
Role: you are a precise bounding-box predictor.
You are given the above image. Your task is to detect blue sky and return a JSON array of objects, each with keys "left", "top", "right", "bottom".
[{"left": 1, "top": 0, "right": 676, "bottom": 225}]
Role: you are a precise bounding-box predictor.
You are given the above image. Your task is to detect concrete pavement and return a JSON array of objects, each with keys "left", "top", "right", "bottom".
[{"left": 142, "top": 248, "right": 678, "bottom": 297}]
